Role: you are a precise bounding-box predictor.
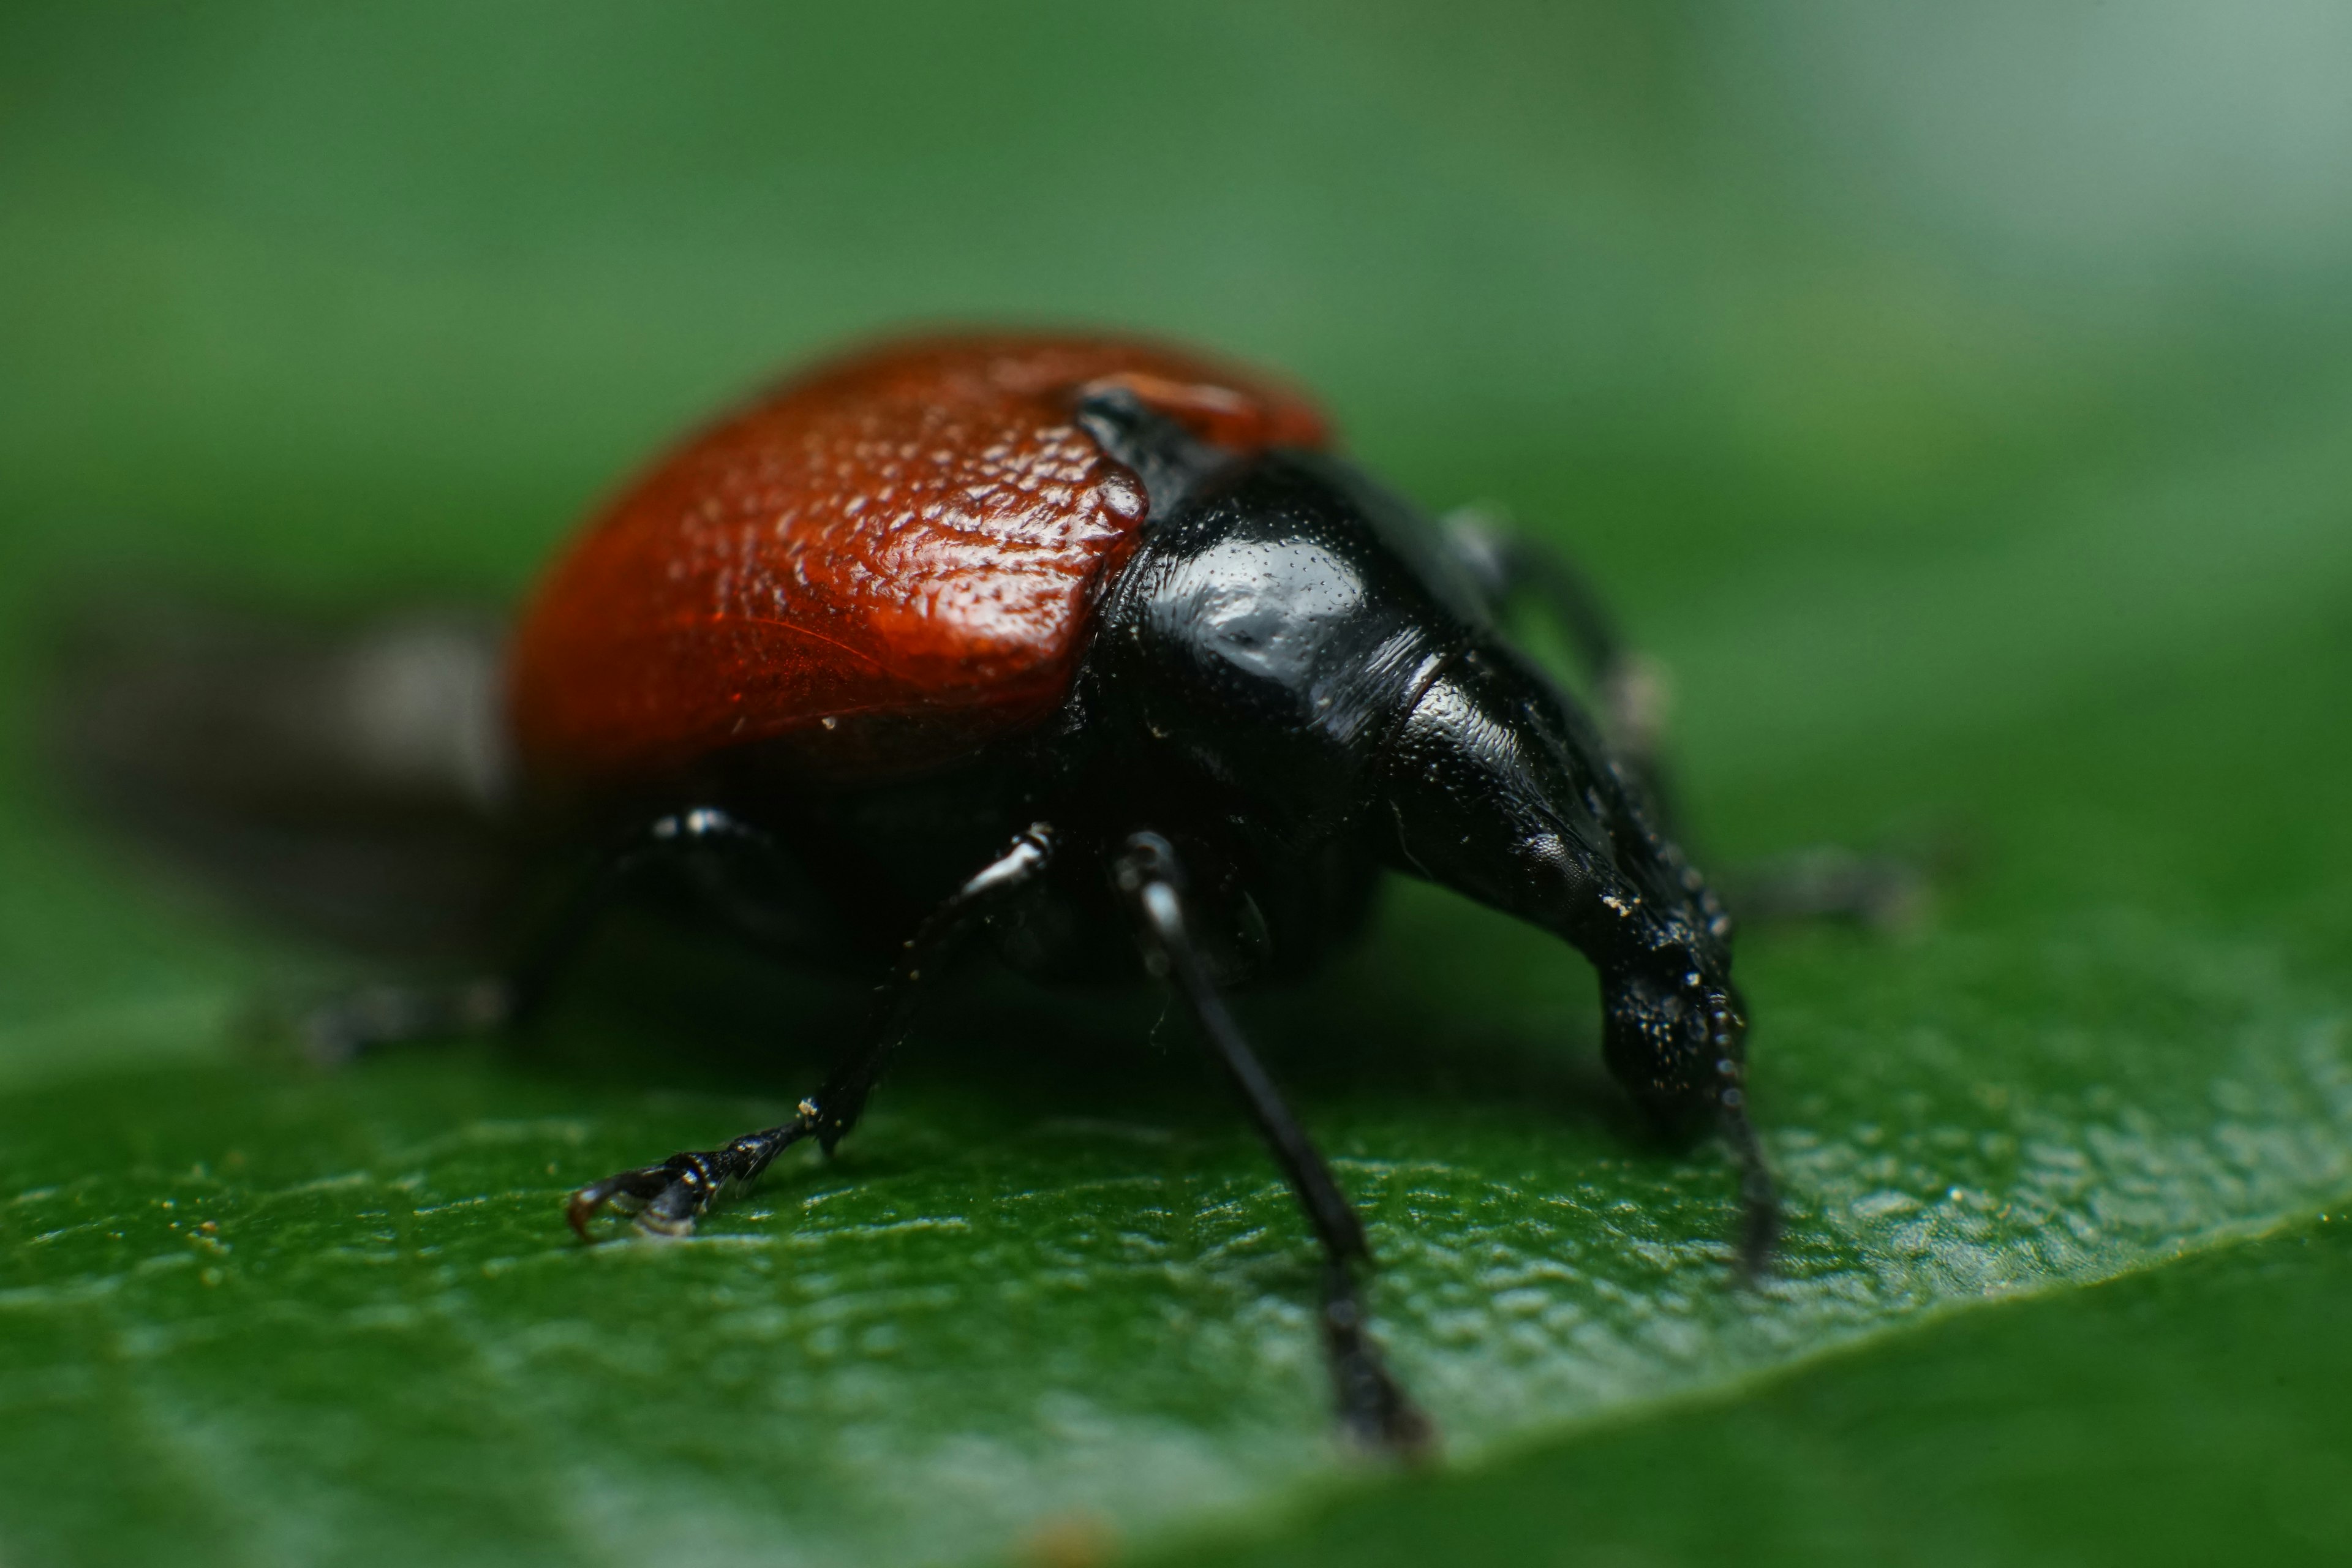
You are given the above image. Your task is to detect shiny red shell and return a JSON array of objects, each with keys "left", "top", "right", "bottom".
[{"left": 508, "top": 334, "right": 1328, "bottom": 791}]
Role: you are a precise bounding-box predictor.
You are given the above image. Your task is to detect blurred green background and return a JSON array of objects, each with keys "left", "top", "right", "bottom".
[{"left": 3, "top": 4, "right": 2350, "bottom": 1566}]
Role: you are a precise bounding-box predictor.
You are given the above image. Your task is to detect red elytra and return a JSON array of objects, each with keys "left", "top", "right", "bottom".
[{"left": 508, "top": 334, "right": 1330, "bottom": 790}]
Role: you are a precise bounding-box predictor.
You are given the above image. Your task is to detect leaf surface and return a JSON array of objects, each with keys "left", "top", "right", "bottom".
[{"left": 2, "top": 6, "right": 2348, "bottom": 1566}]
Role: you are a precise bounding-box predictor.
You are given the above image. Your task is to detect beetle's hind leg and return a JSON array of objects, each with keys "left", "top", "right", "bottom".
[
  {"left": 563, "top": 823, "right": 1055, "bottom": 1240},
  {"left": 1113, "top": 831, "right": 1434, "bottom": 1458},
  {"left": 296, "top": 974, "right": 521, "bottom": 1064},
  {"left": 296, "top": 805, "right": 809, "bottom": 1063}
]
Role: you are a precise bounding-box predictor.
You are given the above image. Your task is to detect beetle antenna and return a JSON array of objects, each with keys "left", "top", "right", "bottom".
[{"left": 1721, "top": 1097, "right": 1781, "bottom": 1283}]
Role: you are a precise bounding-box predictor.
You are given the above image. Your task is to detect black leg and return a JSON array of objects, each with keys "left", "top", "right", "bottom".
[
  {"left": 1112, "top": 831, "right": 1434, "bottom": 1458},
  {"left": 565, "top": 823, "right": 1056, "bottom": 1240},
  {"left": 298, "top": 806, "right": 795, "bottom": 1063},
  {"left": 1446, "top": 510, "right": 1936, "bottom": 940},
  {"left": 1716, "top": 842, "right": 1937, "bottom": 934},
  {"left": 505, "top": 807, "right": 810, "bottom": 1027},
  {"left": 295, "top": 975, "right": 518, "bottom": 1064},
  {"left": 1442, "top": 508, "right": 1676, "bottom": 825}
]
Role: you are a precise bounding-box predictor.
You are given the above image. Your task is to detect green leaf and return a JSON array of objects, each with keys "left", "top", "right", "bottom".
[
  {"left": 1155, "top": 1215, "right": 2352, "bottom": 1567},
  {"left": 4, "top": 5, "right": 2349, "bottom": 1566}
]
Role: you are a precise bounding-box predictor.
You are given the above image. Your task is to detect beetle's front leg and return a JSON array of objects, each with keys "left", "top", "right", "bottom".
[
  {"left": 1113, "top": 831, "right": 1434, "bottom": 1458},
  {"left": 1443, "top": 510, "right": 1938, "bottom": 935},
  {"left": 565, "top": 823, "right": 1055, "bottom": 1240},
  {"left": 1717, "top": 841, "right": 1937, "bottom": 933},
  {"left": 1441, "top": 508, "right": 1673, "bottom": 802}
]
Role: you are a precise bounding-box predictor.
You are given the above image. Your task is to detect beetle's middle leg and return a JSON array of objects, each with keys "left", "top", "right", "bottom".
[
  {"left": 564, "top": 823, "right": 1056, "bottom": 1238},
  {"left": 1113, "top": 831, "right": 1434, "bottom": 1458}
]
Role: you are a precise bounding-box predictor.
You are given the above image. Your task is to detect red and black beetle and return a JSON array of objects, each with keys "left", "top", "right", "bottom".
[
  {"left": 78, "top": 333, "right": 1777, "bottom": 1453},
  {"left": 486, "top": 333, "right": 1772, "bottom": 1450}
]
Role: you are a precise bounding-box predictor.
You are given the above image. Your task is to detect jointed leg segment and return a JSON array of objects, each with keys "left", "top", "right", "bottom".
[
  {"left": 1442, "top": 509, "right": 1673, "bottom": 801},
  {"left": 564, "top": 823, "right": 1057, "bottom": 1240},
  {"left": 299, "top": 805, "right": 796, "bottom": 1063},
  {"left": 1113, "top": 831, "right": 1433, "bottom": 1456}
]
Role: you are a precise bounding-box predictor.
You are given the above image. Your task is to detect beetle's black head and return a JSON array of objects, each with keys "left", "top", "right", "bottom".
[{"left": 1602, "top": 958, "right": 1747, "bottom": 1134}]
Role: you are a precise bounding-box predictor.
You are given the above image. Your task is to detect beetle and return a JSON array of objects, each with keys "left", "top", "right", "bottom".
[
  {"left": 77, "top": 333, "right": 1777, "bottom": 1455},
  {"left": 402, "top": 332, "right": 1772, "bottom": 1453}
]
